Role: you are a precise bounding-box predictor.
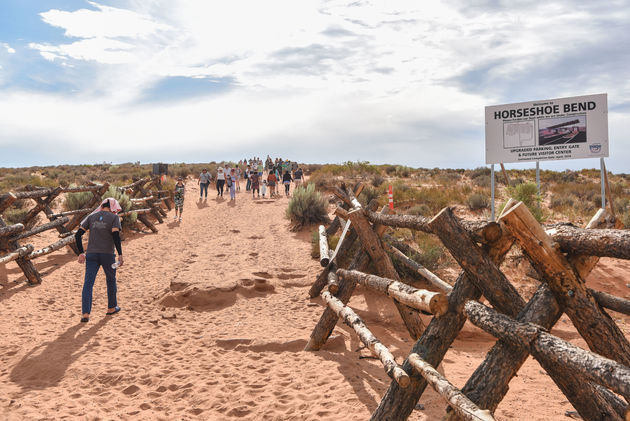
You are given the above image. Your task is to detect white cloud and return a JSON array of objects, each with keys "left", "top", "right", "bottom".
[
  {"left": 4, "top": 1, "right": 630, "bottom": 171},
  {"left": 1, "top": 43, "right": 16, "bottom": 54}
]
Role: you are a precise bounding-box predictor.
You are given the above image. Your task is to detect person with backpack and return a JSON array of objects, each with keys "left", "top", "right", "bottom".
[
  {"left": 74, "top": 198, "right": 124, "bottom": 323},
  {"left": 198, "top": 168, "right": 212, "bottom": 199}
]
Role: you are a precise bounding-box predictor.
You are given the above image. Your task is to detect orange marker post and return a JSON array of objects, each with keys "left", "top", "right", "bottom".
[{"left": 388, "top": 185, "right": 394, "bottom": 209}]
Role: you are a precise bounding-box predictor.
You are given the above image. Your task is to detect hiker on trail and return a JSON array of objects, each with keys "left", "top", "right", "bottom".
[
  {"left": 267, "top": 171, "right": 277, "bottom": 198},
  {"left": 250, "top": 170, "right": 260, "bottom": 199},
  {"left": 198, "top": 168, "right": 212, "bottom": 199},
  {"left": 235, "top": 165, "right": 242, "bottom": 192},
  {"left": 173, "top": 176, "right": 185, "bottom": 221},
  {"left": 282, "top": 170, "right": 293, "bottom": 197},
  {"left": 245, "top": 164, "right": 251, "bottom": 191},
  {"left": 294, "top": 167, "right": 303, "bottom": 188},
  {"left": 274, "top": 166, "right": 281, "bottom": 196},
  {"left": 228, "top": 168, "right": 237, "bottom": 201},
  {"left": 75, "top": 198, "right": 123, "bottom": 323},
  {"left": 216, "top": 165, "right": 226, "bottom": 197}
]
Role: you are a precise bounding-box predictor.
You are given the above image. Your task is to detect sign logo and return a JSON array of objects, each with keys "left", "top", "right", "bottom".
[{"left": 590, "top": 143, "right": 602, "bottom": 154}]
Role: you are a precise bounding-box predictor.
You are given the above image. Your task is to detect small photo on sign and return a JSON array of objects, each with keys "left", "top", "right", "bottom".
[
  {"left": 538, "top": 115, "right": 586, "bottom": 146},
  {"left": 503, "top": 121, "right": 535, "bottom": 148}
]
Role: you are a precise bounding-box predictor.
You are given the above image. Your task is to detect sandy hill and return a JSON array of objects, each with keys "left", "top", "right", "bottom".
[{"left": 1, "top": 181, "right": 629, "bottom": 420}]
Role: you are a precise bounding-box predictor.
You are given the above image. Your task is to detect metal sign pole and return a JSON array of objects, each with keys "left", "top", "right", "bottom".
[
  {"left": 600, "top": 157, "right": 606, "bottom": 209},
  {"left": 491, "top": 164, "right": 495, "bottom": 221},
  {"left": 536, "top": 161, "right": 540, "bottom": 208}
]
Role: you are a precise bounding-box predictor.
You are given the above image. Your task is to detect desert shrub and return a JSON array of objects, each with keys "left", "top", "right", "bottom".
[
  {"left": 371, "top": 174, "right": 385, "bottom": 187},
  {"left": 549, "top": 194, "right": 575, "bottom": 210},
  {"left": 286, "top": 183, "right": 330, "bottom": 230},
  {"left": 467, "top": 193, "right": 489, "bottom": 210},
  {"left": 437, "top": 172, "right": 461, "bottom": 184},
  {"left": 2, "top": 208, "right": 29, "bottom": 224},
  {"left": 64, "top": 191, "right": 93, "bottom": 211},
  {"left": 472, "top": 175, "right": 491, "bottom": 188},
  {"left": 413, "top": 232, "right": 445, "bottom": 271},
  {"left": 384, "top": 165, "right": 397, "bottom": 175},
  {"left": 359, "top": 186, "right": 383, "bottom": 207},
  {"left": 395, "top": 166, "right": 412, "bottom": 178},
  {"left": 621, "top": 212, "right": 630, "bottom": 229},
  {"left": 308, "top": 171, "right": 337, "bottom": 191},
  {"left": 614, "top": 197, "right": 630, "bottom": 215},
  {"left": 392, "top": 181, "right": 422, "bottom": 204},
  {"left": 406, "top": 204, "right": 430, "bottom": 216},
  {"left": 470, "top": 167, "right": 491, "bottom": 179},
  {"left": 508, "top": 182, "right": 543, "bottom": 221}
]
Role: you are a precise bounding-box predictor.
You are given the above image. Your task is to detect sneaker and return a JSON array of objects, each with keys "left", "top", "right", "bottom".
[{"left": 179, "top": 217, "right": 182, "bottom": 222}]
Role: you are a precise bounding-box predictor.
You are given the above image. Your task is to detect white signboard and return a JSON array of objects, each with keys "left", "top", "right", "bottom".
[{"left": 485, "top": 93, "right": 608, "bottom": 164}]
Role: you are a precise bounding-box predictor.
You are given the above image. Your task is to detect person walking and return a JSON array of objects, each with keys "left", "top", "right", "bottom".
[
  {"left": 74, "top": 198, "right": 124, "bottom": 323},
  {"left": 282, "top": 170, "right": 293, "bottom": 197},
  {"left": 245, "top": 164, "right": 251, "bottom": 191},
  {"left": 216, "top": 165, "right": 226, "bottom": 197},
  {"left": 198, "top": 168, "right": 212, "bottom": 199},
  {"left": 173, "top": 176, "right": 185, "bottom": 221},
  {"left": 267, "top": 171, "right": 277, "bottom": 198},
  {"left": 250, "top": 169, "right": 260, "bottom": 198},
  {"left": 294, "top": 167, "right": 304, "bottom": 188},
  {"left": 228, "top": 168, "right": 237, "bottom": 201}
]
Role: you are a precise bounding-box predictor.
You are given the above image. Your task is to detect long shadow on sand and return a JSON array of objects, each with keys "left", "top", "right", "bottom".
[
  {"left": 196, "top": 198, "right": 210, "bottom": 209},
  {"left": 10, "top": 317, "right": 110, "bottom": 390}
]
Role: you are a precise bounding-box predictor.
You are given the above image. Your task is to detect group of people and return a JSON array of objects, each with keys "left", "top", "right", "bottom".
[
  {"left": 195, "top": 157, "right": 304, "bottom": 203},
  {"left": 73, "top": 157, "right": 305, "bottom": 322}
]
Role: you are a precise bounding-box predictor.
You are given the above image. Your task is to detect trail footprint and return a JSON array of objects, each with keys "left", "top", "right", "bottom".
[{"left": 252, "top": 272, "right": 272, "bottom": 279}]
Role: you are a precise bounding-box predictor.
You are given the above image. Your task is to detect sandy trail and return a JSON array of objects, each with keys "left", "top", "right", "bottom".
[{"left": 1, "top": 181, "right": 629, "bottom": 420}]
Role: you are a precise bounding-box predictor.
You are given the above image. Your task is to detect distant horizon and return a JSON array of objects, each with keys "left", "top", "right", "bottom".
[{"left": 0, "top": 158, "right": 622, "bottom": 175}]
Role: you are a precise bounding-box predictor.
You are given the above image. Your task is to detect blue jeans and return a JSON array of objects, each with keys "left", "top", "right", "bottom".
[
  {"left": 200, "top": 182, "right": 209, "bottom": 197},
  {"left": 82, "top": 253, "right": 117, "bottom": 314}
]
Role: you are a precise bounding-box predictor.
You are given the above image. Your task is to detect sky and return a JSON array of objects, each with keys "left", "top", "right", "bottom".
[{"left": 0, "top": 0, "right": 629, "bottom": 172}]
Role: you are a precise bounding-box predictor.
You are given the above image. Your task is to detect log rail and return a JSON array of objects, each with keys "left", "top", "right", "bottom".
[
  {"left": 305, "top": 190, "right": 630, "bottom": 421},
  {"left": 1, "top": 178, "right": 168, "bottom": 284}
]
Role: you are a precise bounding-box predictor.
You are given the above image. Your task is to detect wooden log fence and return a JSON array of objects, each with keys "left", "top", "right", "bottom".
[
  {"left": 305, "top": 192, "right": 630, "bottom": 421},
  {"left": 1, "top": 178, "right": 169, "bottom": 284}
]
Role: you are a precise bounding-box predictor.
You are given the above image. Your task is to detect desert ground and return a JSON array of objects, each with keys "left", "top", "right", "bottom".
[{"left": 1, "top": 180, "right": 629, "bottom": 420}]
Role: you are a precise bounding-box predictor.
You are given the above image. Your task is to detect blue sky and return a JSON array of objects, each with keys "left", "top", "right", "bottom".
[{"left": 0, "top": 0, "right": 629, "bottom": 172}]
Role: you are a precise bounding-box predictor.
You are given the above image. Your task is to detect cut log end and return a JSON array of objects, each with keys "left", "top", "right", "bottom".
[
  {"left": 393, "top": 367, "right": 410, "bottom": 388},
  {"left": 430, "top": 294, "right": 449, "bottom": 317}
]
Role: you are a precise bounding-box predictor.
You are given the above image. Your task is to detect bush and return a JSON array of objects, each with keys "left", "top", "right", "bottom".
[
  {"left": 2, "top": 208, "right": 29, "bottom": 224},
  {"left": 64, "top": 191, "right": 93, "bottom": 211},
  {"left": 359, "top": 186, "right": 383, "bottom": 207},
  {"left": 406, "top": 204, "right": 430, "bottom": 216},
  {"left": 467, "top": 193, "right": 489, "bottom": 210},
  {"left": 286, "top": 183, "right": 330, "bottom": 230},
  {"left": 371, "top": 174, "right": 385, "bottom": 187},
  {"left": 508, "top": 182, "right": 543, "bottom": 221},
  {"left": 414, "top": 232, "right": 445, "bottom": 271}
]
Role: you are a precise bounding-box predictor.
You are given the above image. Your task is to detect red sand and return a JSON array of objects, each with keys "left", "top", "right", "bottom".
[{"left": 1, "top": 181, "right": 629, "bottom": 420}]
